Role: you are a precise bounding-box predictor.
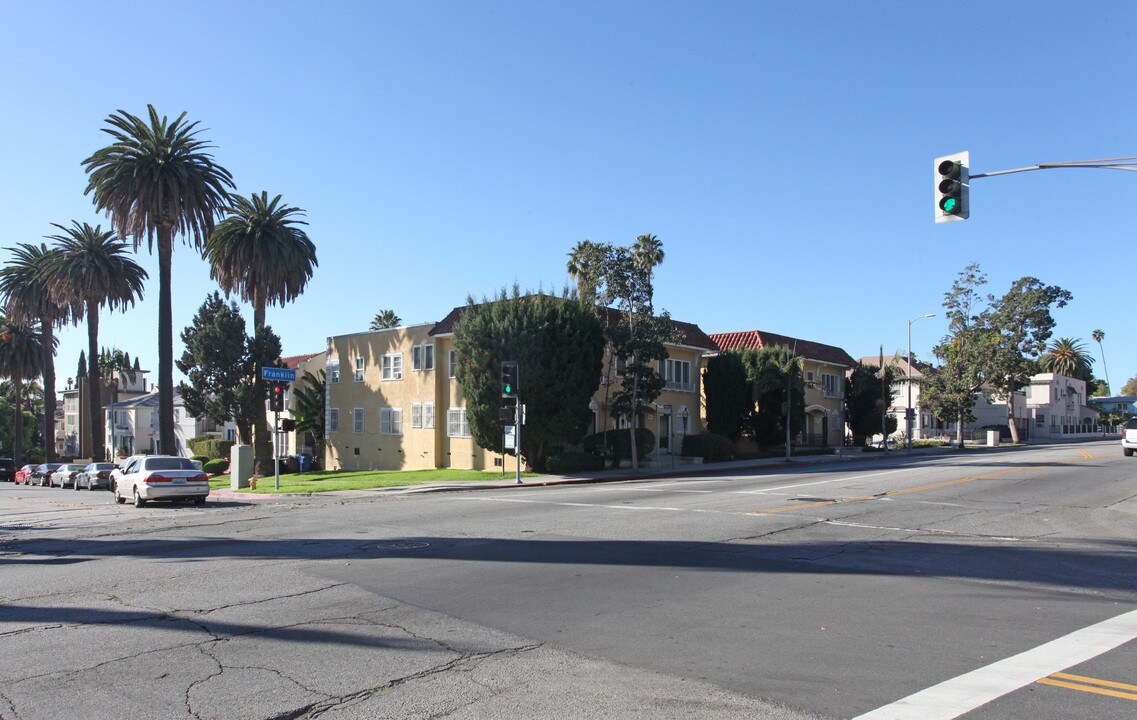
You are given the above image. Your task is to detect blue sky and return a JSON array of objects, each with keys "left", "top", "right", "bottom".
[{"left": 2, "top": 1, "right": 1134, "bottom": 394}]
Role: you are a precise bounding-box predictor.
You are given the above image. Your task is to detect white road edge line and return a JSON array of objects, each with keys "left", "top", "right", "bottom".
[{"left": 852, "top": 607, "right": 1137, "bottom": 719}]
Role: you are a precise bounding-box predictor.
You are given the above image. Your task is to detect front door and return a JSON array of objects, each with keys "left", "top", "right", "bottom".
[{"left": 659, "top": 414, "right": 671, "bottom": 453}]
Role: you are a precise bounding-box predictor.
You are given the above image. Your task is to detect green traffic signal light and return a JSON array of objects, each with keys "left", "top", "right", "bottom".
[{"left": 940, "top": 195, "right": 959, "bottom": 214}]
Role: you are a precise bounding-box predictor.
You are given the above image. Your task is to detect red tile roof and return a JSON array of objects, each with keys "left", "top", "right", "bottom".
[
  {"left": 280, "top": 352, "right": 321, "bottom": 370},
  {"left": 709, "top": 330, "right": 856, "bottom": 368}
]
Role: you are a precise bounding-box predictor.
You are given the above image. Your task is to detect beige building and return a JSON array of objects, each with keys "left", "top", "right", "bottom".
[
  {"left": 323, "top": 306, "right": 716, "bottom": 472},
  {"left": 708, "top": 330, "right": 856, "bottom": 447}
]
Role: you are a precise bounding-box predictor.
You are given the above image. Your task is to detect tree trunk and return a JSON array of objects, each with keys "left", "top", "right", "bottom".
[
  {"left": 628, "top": 353, "right": 639, "bottom": 471},
  {"left": 252, "top": 294, "right": 273, "bottom": 469},
  {"left": 41, "top": 321, "right": 56, "bottom": 461},
  {"left": 1006, "top": 397, "right": 1020, "bottom": 444},
  {"left": 86, "top": 306, "right": 104, "bottom": 461},
  {"left": 157, "top": 225, "right": 176, "bottom": 455},
  {"left": 956, "top": 414, "right": 965, "bottom": 449}
]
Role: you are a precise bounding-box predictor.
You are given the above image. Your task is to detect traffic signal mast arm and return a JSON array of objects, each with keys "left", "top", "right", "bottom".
[{"left": 969, "top": 155, "right": 1137, "bottom": 179}]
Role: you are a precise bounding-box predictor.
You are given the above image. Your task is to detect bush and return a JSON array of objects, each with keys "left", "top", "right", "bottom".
[
  {"left": 188, "top": 437, "right": 234, "bottom": 459},
  {"left": 190, "top": 454, "right": 210, "bottom": 465},
  {"left": 581, "top": 428, "right": 656, "bottom": 460},
  {"left": 202, "top": 458, "right": 230, "bottom": 475},
  {"left": 680, "top": 433, "right": 733, "bottom": 462},
  {"left": 546, "top": 452, "right": 606, "bottom": 474}
]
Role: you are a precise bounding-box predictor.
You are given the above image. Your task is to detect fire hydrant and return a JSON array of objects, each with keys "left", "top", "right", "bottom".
[{"left": 249, "top": 477, "right": 257, "bottom": 490}]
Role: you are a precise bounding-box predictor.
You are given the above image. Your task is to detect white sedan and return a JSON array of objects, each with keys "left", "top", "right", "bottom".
[
  {"left": 112, "top": 455, "right": 211, "bottom": 507},
  {"left": 49, "top": 463, "right": 87, "bottom": 488}
]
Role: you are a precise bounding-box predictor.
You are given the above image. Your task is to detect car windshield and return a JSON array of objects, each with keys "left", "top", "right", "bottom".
[
  {"left": 1126, "top": 418, "right": 1137, "bottom": 430},
  {"left": 143, "top": 457, "right": 198, "bottom": 471},
  {"left": 91, "top": 464, "right": 116, "bottom": 470}
]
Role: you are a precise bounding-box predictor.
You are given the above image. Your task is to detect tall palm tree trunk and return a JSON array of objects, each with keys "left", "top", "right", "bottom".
[
  {"left": 157, "top": 226, "right": 176, "bottom": 455},
  {"left": 13, "top": 376, "right": 23, "bottom": 466},
  {"left": 252, "top": 294, "right": 273, "bottom": 469},
  {"left": 86, "top": 307, "right": 103, "bottom": 461},
  {"left": 41, "top": 323, "right": 56, "bottom": 461}
]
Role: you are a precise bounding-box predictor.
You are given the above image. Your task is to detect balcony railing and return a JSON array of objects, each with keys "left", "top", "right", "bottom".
[{"left": 664, "top": 380, "right": 695, "bottom": 392}]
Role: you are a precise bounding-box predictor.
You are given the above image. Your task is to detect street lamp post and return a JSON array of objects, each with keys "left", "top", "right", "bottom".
[{"left": 907, "top": 313, "right": 935, "bottom": 450}]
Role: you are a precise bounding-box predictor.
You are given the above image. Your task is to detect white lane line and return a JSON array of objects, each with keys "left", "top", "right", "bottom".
[
  {"left": 853, "top": 607, "right": 1137, "bottom": 719},
  {"left": 463, "top": 496, "right": 748, "bottom": 515},
  {"left": 734, "top": 468, "right": 912, "bottom": 494}
]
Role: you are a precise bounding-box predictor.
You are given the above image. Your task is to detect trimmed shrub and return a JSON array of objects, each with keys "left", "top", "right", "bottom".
[
  {"left": 581, "top": 428, "right": 656, "bottom": 460},
  {"left": 546, "top": 452, "right": 605, "bottom": 474},
  {"left": 188, "top": 438, "right": 234, "bottom": 459},
  {"left": 680, "top": 433, "right": 734, "bottom": 462},
  {"left": 202, "top": 458, "right": 230, "bottom": 475},
  {"left": 190, "top": 454, "right": 210, "bottom": 465}
]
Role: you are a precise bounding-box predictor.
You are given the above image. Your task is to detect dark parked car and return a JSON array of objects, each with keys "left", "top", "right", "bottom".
[
  {"left": 0, "top": 458, "right": 15, "bottom": 482},
  {"left": 76, "top": 462, "right": 117, "bottom": 490},
  {"left": 31, "top": 463, "right": 61, "bottom": 487}
]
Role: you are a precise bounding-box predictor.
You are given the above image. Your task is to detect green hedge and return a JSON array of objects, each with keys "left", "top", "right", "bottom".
[
  {"left": 203, "top": 458, "right": 230, "bottom": 475},
  {"left": 680, "top": 433, "right": 734, "bottom": 462},
  {"left": 546, "top": 452, "right": 606, "bottom": 474},
  {"left": 188, "top": 437, "right": 234, "bottom": 459},
  {"left": 581, "top": 428, "right": 656, "bottom": 460}
]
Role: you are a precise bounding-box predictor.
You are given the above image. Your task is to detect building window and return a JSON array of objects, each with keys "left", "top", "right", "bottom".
[
  {"left": 328, "top": 359, "right": 340, "bottom": 384},
  {"left": 352, "top": 408, "right": 364, "bottom": 433},
  {"left": 424, "top": 344, "right": 434, "bottom": 371},
  {"left": 615, "top": 356, "right": 627, "bottom": 376},
  {"left": 329, "top": 408, "right": 339, "bottom": 433},
  {"left": 412, "top": 346, "right": 423, "bottom": 371},
  {"left": 411, "top": 402, "right": 422, "bottom": 428},
  {"left": 424, "top": 402, "right": 435, "bottom": 429},
  {"left": 382, "top": 353, "right": 403, "bottom": 380},
  {"left": 821, "top": 373, "right": 841, "bottom": 398},
  {"left": 449, "top": 350, "right": 457, "bottom": 378},
  {"left": 354, "top": 357, "right": 364, "bottom": 382},
  {"left": 447, "top": 408, "right": 471, "bottom": 437},
  {"left": 380, "top": 407, "right": 403, "bottom": 435},
  {"left": 662, "top": 359, "right": 692, "bottom": 391}
]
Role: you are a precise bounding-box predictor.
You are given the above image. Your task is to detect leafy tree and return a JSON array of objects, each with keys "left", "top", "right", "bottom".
[
  {"left": 984, "top": 277, "right": 1071, "bottom": 443},
  {"left": 845, "top": 362, "right": 899, "bottom": 446},
  {"left": 83, "top": 105, "right": 235, "bottom": 455},
  {"left": 368, "top": 310, "right": 401, "bottom": 331},
  {"left": 1092, "top": 329, "right": 1109, "bottom": 394},
  {"left": 452, "top": 288, "right": 605, "bottom": 471},
  {"left": 0, "top": 242, "right": 70, "bottom": 461},
  {"left": 45, "top": 221, "right": 147, "bottom": 461},
  {"left": 176, "top": 293, "right": 282, "bottom": 445},
  {"left": 927, "top": 263, "right": 990, "bottom": 444},
  {"left": 0, "top": 318, "right": 46, "bottom": 465},
  {"left": 290, "top": 369, "right": 326, "bottom": 461},
  {"left": 1039, "top": 337, "right": 1094, "bottom": 379},
  {"left": 740, "top": 345, "right": 806, "bottom": 450},
  {"left": 702, "top": 351, "right": 750, "bottom": 442},
  {"left": 204, "top": 191, "right": 317, "bottom": 466},
  {"left": 1121, "top": 376, "right": 1137, "bottom": 396}
]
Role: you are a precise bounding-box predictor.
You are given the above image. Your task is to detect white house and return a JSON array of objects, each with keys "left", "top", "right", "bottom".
[{"left": 105, "top": 392, "right": 234, "bottom": 458}]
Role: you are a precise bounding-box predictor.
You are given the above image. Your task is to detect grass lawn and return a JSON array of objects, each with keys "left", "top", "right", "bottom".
[{"left": 208, "top": 468, "right": 541, "bottom": 494}]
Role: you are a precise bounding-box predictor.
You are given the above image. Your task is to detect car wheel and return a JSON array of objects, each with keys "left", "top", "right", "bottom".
[
  {"left": 74, "top": 480, "right": 80, "bottom": 491},
  {"left": 194, "top": 497, "right": 206, "bottom": 506},
  {"left": 1125, "top": 448, "right": 1134, "bottom": 457},
  {"left": 133, "top": 489, "right": 146, "bottom": 508},
  {"left": 113, "top": 483, "right": 126, "bottom": 505}
]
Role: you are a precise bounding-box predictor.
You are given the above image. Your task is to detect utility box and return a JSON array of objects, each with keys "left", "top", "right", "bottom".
[
  {"left": 230, "top": 444, "right": 254, "bottom": 489},
  {"left": 987, "top": 430, "right": 1000, "bottom": 447}
]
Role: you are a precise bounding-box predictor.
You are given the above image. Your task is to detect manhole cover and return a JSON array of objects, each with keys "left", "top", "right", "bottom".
[{"left": 374, "top": 541, "right": 430, "bottom": 550}]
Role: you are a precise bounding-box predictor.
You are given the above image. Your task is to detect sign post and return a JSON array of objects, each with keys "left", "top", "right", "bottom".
[{"left": 261, "top": 367, "right": 297, "bottom": 490}]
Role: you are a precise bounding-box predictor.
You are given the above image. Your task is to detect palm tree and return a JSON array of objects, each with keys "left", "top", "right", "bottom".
[
  {"left": 45, "top": 221, "right": 147, "bottom": 461},
  {"left": 0, "top": 242, "right": 69, "bottom": 461},
  {"left": 291, "top": 369, "right": 326, "bottom": 462},
  {"left": 631, "top": 233, "right": 665, "bottom": 281},
  {"left": 1092, "top": 329, "right": 1110, "bottom": 394},
  {"left": 369, "top": 310, "right": 401, "bottom": 331},
  {"left": 1039, "top": 337, "right": 1094, "bottom": 379},
  {"left": 83, "top": 105, "right": 234, "bottom": 455},
  {"left": 566, "top": 239, "right": 606, "bottom": 305},
  {"left": 0, "top": 318, "right": 45, "bottom": 466},
  {"left": 203, "top": 191, "right": 317, "bottom": 465}
]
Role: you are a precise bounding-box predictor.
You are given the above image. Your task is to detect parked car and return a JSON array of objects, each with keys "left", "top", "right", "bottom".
[
  {"left": 31, "top": 463, "right": 61, "bottom": 487},
  {"left": 113, "top": 455, "right": 210, "bottom": 507},
  {"left": 0, "top": 457, "right": 15, "bottom": 482},
  {"left": 76, "top": 462, "right": 117, "bottom": 490},
  {"left": 49, "top": 463, "right": 87, "bottom": 489},
  {"left": 15, "top": 464, "right": 36, "bottom": 485},
  {"left": 1122, "top": 417, "right": 1137, "bottom": 456}
]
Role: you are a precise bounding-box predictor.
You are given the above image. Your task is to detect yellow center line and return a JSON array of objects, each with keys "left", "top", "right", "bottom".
[
  {"left": 1050, "top": 671, "right": 1137, "bottom": 692},
  {"left": 750, "top": 452, "right": 1095, "bottom": 516},
  {"left": 1037, "top": 673, "right": 1137, "bottom": 701}
]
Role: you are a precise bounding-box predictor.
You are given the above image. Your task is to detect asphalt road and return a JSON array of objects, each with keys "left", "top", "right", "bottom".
[{"left": 2, "top": 441, "right": 1135, "bottom": 719}]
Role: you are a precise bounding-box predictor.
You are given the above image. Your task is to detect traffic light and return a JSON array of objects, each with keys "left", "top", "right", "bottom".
[
  {"left": 270, "top": 382, "right": 285, "bottom": 412},
  {"left": 280, "top": 418, "right": 296, "bottom": 432},
  {"left": 934, "top": 151, "right": 970, "bottom": 223},
  {"left": 501, "top": 362, "right": 519, "bottom": 398}
]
